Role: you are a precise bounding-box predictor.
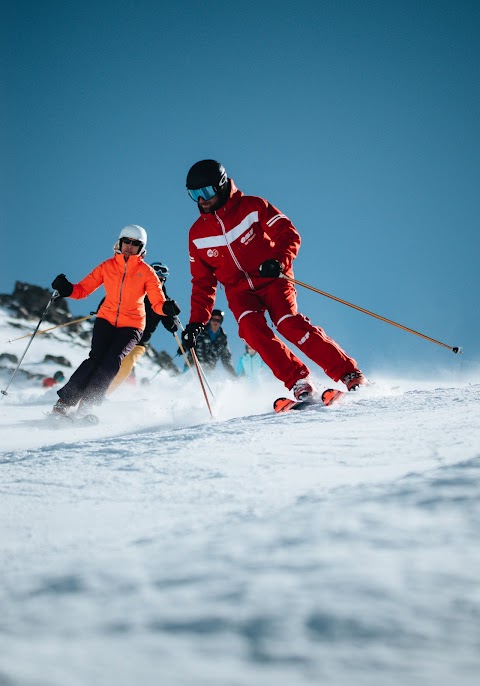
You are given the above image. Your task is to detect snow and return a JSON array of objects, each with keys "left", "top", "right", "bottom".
[{"left": 1, "top": 306, "right": 479, "bottom": 685}]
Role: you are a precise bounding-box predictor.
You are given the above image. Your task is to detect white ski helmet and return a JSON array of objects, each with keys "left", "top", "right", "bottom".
[{"left": 117, "top": 225, "right": 147, "bottom": 254}]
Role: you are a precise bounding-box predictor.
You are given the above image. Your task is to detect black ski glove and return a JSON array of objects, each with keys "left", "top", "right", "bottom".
[
  {"left": 181, "top": 322, "right": 204, "bottom": 350},
  {"left": 51, "top": 274, "right": 73, "bottom": 297},
  {"left": 259, "top": 259, "right": 282, "bottom": 278},
  {"left": 162, "top": 298, "right": 181, "bottom": 317},
  {"left": 161, "top": 316, "right": 178, "bottom": 334}
]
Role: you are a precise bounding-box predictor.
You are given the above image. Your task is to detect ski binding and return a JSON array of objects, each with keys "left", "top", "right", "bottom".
[{"left": 273, "top": 388, "right": 346, "bottom": 413}]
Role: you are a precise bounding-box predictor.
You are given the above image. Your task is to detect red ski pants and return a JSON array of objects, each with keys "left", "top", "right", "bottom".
[{"left": 226, "top": 278, "right": 358, "bottom": 390}]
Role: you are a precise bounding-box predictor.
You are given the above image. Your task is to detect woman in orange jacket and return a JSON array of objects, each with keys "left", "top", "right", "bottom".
[{"left": 50, "top": 225, "right": 180, "bottom": 417}]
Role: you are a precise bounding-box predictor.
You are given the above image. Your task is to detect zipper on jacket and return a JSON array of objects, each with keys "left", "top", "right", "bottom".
[
  {"left": 215, "top": 212, "right": 255, "bottom": 290},
  {"left": 115, "top": 261, "right": 128, "bottom": 326}
]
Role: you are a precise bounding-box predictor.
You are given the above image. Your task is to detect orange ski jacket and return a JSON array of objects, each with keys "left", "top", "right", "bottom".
[{"left": 69, "top": 253, "right": 167, "bottom": 330}]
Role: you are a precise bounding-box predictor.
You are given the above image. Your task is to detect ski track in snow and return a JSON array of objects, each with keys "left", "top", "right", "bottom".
[{"left": 1, "top": 303, "right": 479, "bottom": 685}]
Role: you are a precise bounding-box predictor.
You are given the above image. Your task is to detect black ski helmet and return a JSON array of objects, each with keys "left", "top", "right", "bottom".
[
  {"left": 211, "top": 309, "right": 224, "bottom": 323},
  {"left": 186, "top": 159, "right": 227, "bottom": 191}
]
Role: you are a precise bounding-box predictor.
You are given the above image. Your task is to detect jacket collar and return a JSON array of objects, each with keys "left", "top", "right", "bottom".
[{"left": 113, "top": 252, "right": 144, "bottom": 269}]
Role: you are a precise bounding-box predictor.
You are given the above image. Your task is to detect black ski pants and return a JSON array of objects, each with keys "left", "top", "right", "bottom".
[{"left": 57, "top": 317, "right": 142, "bottom": 407}]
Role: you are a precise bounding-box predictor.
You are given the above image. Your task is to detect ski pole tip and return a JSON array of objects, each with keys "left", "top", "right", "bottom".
[{"left": 452, "top": 346, "right": 462, "bottom": 354}]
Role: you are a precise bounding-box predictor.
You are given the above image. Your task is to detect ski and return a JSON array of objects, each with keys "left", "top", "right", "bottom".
[
  {"left": 44, "top": 412, "right": 100, "bottom": 427},
  {"left": 273, "top": 388, "right": 346, "bottom": 414}
]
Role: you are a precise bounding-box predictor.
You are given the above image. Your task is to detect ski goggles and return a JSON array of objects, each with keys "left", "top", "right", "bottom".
[
  {"left": 187, "top": 185, "right": 218, "bottom": 202},
  {"left": 121, "top": 237, "right": 143, "bottom": 247},
  {"left": 152, "top": 263, "right": 169, "bottom": 279}
]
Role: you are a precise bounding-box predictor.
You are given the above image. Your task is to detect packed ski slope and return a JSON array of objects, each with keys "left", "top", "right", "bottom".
[{"left": 1, "top": 307, "right": 479, "bottom": 685}]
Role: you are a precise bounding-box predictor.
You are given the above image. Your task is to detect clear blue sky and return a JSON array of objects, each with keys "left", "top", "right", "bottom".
[{"left": 2, "top": 0, "right": 479, "bottom": 378}]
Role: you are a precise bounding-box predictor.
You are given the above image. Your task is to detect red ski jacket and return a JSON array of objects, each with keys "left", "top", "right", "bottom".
[
  {"left": 188, "top": 181, "right": 301, "bottom": 324},
  {"left": 69, "top": 253, "right": 166, "bottom": 330}
]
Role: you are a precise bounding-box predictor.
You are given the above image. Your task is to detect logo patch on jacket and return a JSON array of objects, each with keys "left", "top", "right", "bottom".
[{"left": 241, "top": 227, "right": 255, "bottom": 245}]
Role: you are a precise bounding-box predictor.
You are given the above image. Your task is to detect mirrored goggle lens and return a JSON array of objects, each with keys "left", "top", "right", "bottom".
[
  {"left": 187, "top": 185, "right": 217, "bottom": 202},
  {"left": 153, "top": 264, "right": 168, "bottom": 277}
]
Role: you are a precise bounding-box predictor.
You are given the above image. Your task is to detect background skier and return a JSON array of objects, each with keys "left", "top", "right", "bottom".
[
  {"left": 181, "top": 309, "right": 236, "bottom": 378},
  {"left": 236, "top": 343, "right": 270, "bottom": 380}
]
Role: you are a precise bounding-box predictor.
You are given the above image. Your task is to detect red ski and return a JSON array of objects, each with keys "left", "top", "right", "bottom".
[{"left": 273, "top": 388, "right": 346, "bottom": 414}]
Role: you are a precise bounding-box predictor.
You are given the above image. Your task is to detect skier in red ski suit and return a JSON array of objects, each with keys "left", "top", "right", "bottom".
[{"left": 182, "top": 160, "right": 366, "bottom": 400}]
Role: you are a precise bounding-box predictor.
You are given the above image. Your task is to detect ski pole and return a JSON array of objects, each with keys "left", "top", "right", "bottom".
[
  {"left": 174, "top": 331, "right": 192, "bottom": 370},
  {"left": 149, "top": 366, "right": 163, "bottom": 383},
  {"left": 281, "top": 275, "right": 461, "bottom": 354},
  {"left": 174, "top": 317, "right": 215, "bottom": 416},
  {"left": 6, "top": 315, "right": 93, "bottom": 343},
  {"left": 174, "top": 318, "right": 215, "bottom": 398},
  {"left": 1, "top": 291, "right": 60, "bottom": 399},
  {"left": 191, "top": 347, "right": 215, "bottom": 399},
  {"left": 191, "top": 347, "right": 214, "bottom": 418}
]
